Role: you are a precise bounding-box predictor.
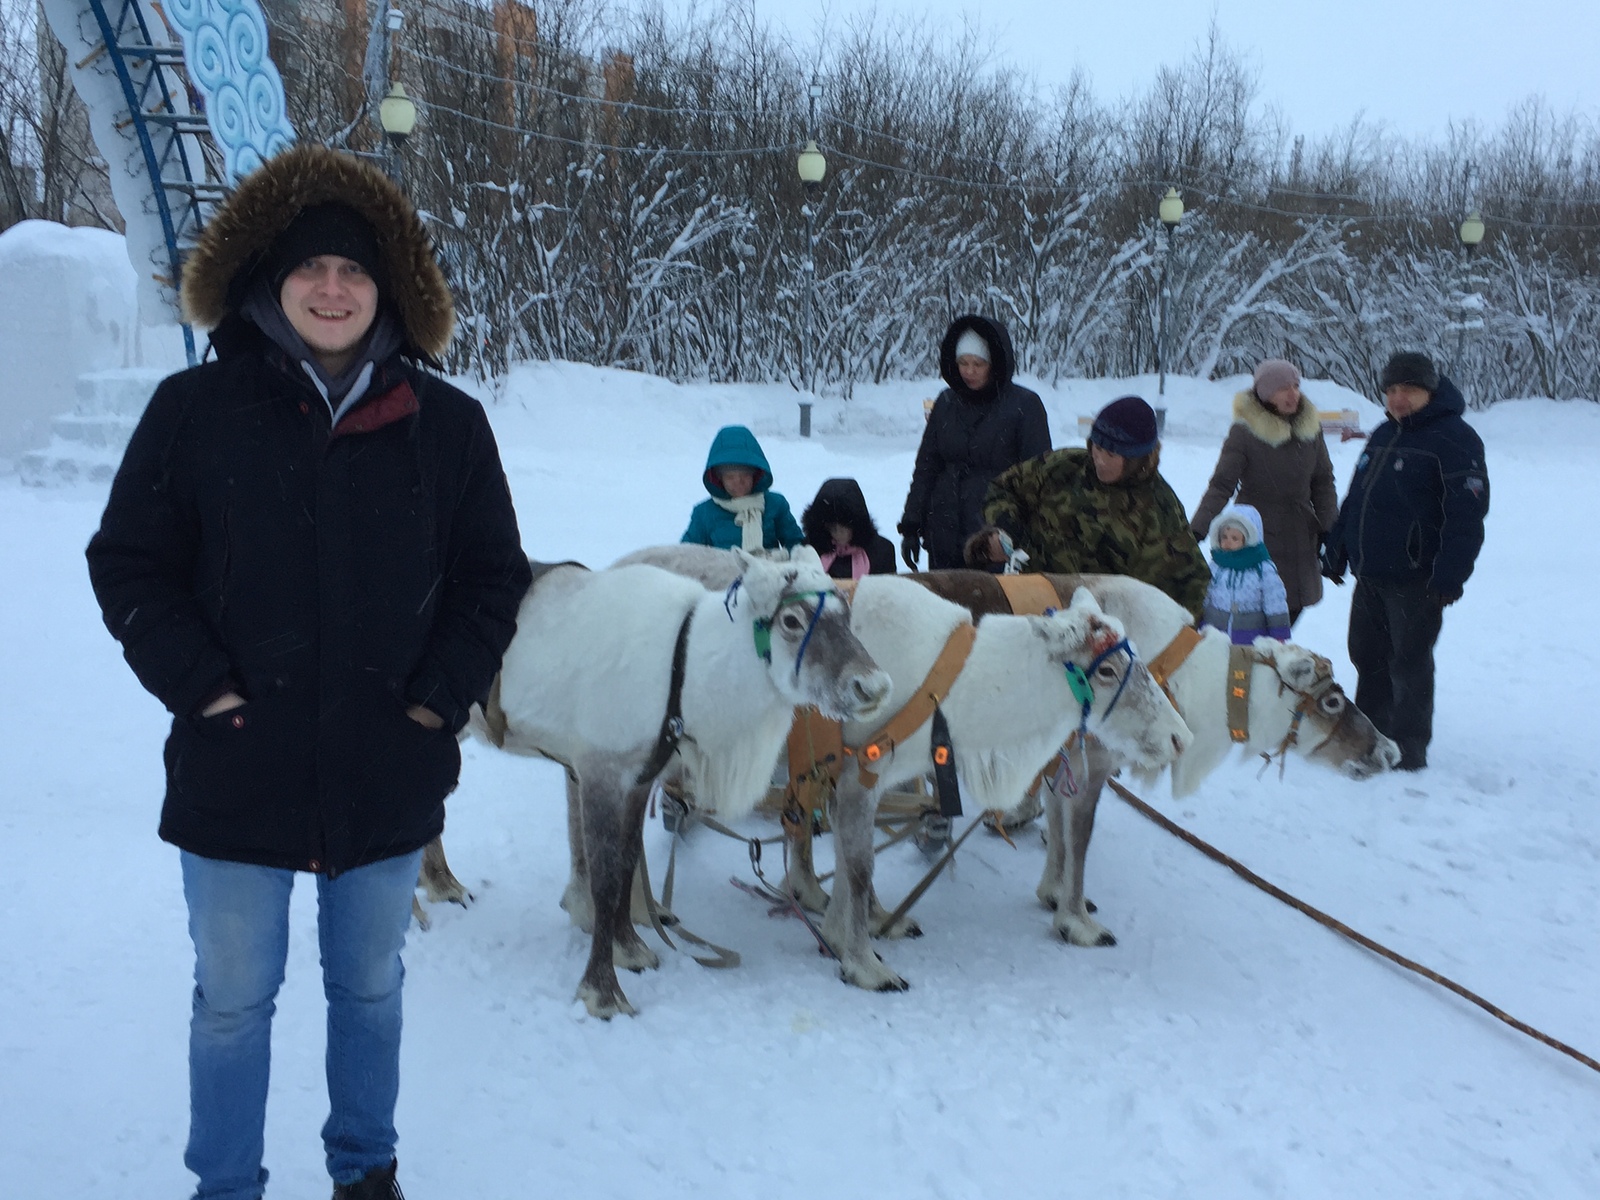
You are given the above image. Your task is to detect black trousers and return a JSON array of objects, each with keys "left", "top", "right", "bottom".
[{"left": 1348, "top": 577, "right": 1445, "bottom": 764}]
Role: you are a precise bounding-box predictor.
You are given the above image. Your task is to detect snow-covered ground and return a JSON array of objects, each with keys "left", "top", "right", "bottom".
[{"left": 4, "top": 363, "right": 1599, "bottom": 1199}]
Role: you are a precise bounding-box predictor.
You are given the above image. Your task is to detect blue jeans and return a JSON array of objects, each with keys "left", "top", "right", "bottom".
[{"left": 180, "top": 848, "right": 423, "bottom": 1200}]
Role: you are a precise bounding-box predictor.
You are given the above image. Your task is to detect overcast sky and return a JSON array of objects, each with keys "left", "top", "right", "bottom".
[{"left": 743, "top": 0, "right": 1600, "bottom": 142}]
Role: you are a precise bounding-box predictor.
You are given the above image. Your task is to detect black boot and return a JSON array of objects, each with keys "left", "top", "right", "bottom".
[
  {"left": 1396, "top": 740, "right": 1428, "bottom": 772},
  {"left": 333, "top": 1159, "right": 405, "bottom": 1200}
]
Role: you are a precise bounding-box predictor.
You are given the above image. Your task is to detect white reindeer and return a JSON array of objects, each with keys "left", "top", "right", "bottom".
[
  {"left": 613, "top": 546, "right": 1191, "bottom": 993},
  {"left": 1019, "top": 573, "right": 1399, "bottom": 947},
  {"left": 617, "top": 549, "right": 1396, "bottom": 956},
  {"left": 478, "top": 552, "right": 892, "bottom": 1017}
]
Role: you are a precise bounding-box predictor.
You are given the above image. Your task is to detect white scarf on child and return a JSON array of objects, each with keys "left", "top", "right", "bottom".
[{"left": 712, "top": 493, "right": 767, "bottom": 552}]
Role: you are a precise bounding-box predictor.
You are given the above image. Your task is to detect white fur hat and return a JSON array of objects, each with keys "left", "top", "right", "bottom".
[
  {"left": 954, "top": 328, "right": 991, "bottom": 362},
  {"left": 1207, "top": 503, "right": 1264, "bottom": 547}
]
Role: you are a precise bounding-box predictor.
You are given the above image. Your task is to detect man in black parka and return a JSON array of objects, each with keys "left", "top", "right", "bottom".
[
  {"left": 86, "top": 144, "right": 531, "bottom": 1200},
  {"left": 898, "top": 315, "right": 1052, "bottom": 569},
  {"left": 1322, "top": 351, "right": 1489, "bottom": 771}
]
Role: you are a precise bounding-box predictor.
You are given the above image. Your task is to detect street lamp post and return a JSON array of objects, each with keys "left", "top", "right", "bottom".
[
  {"left": 1453, "top": 209, "right": 1486, "bottom": 370},
  {"left": 378, "top": 82, "right": 417, "bottom": 187},
  {"left": 796, "top": 76, "right": 826, "bottom": 437},
  {"left": 1156, "top": 187, "right": 1184, "bottom": 424}
]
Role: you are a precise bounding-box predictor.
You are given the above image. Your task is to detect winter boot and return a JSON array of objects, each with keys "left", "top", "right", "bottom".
[
  {"left": 1396, "top": 739, "right": 1428, "bottom": 772},
  {"left": 333, "top": 1159, "right": 405, "bottom": 1200}
]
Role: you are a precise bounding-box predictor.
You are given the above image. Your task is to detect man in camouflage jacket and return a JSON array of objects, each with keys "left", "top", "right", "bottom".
[{"left": 971, "top": 396, "right": 1211, "bottom": 619}]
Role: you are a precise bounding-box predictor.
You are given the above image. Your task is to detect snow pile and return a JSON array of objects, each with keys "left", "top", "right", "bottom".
[{"left": 0, "top": 221, "right": 139, "bottom": 461}]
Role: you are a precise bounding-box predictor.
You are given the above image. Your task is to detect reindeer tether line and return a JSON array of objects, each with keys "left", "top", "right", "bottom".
[{"left": 1106, "top": 777, "right": 1600, "bottom": 1077}]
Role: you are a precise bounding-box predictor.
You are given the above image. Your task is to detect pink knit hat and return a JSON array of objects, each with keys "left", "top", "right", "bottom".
[{"left": 1252, "top": 358, "right": 1301, "bottom": 400}]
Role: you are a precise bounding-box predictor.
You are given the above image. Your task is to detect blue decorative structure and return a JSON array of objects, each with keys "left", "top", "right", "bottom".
[
  {"left": 162, "top": 0, "right": 296, "bottom": 182},
  {"left": 42, "top": 0, "right": 296, "bottom": 364}
]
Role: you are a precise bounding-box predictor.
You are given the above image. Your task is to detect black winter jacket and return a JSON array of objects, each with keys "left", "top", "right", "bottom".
[
  {"left": 1324, "top": 376, "right": 1489, "bottom": 597},
  {"left": 899, "top": 316, "right": 1052, "bottom": 569},
  {"left": 86, "top": 323, "right": 532, "bottom": 875}
]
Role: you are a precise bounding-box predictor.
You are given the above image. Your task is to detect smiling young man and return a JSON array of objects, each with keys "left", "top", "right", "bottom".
[
  {"left": 1321, "top": 351, "right": 1490, "bottom": 771},
  {"left": 86, "top": 145, "right": 532, "bottom": 1200}
]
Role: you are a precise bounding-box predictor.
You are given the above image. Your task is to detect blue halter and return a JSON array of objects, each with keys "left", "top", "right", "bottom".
[
  {"left": 1046, "top": 606, "right": 1137, "bottom": 733},
  {"left": 724, "top": 576, "right": 833, "bottom": 677}
]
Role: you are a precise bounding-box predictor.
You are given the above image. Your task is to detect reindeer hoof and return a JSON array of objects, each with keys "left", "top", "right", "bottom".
[
  {"left": 1086, "top": 898, "right": 1098, "bottom": 914},
  {"left": 560, "top": 884, "right": 596, "bottom": 933},
  {"left": 837, "top": 953, "right": 909, "bottom": 993},
  {"left": 411, "top": 896, "right": 432, "bottom": 931},
  {"left": 1055, "top": 914, "right": 1117, "bottom": 948},
  {"left": 613, "top": 939, "right": 661, "bottom": 973},
  {"left": 577, "top": 980, "right": 637, "bottom": 1020},
  {"left": 872, "top": 913, "right": 922, "bottom": 940}
]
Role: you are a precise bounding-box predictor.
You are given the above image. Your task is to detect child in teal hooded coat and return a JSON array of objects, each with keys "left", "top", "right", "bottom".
[{"left": 681, "top": 425, "right": 805, "bottom": 552}]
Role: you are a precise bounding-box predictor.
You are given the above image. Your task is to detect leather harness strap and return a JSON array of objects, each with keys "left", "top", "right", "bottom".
[
  {"left": 1145, "top": 624, "right": 1204, "bottom": 707},
  {"left": 1226, "top": 644, "right": 1255, "bottom": 744},
  {"left": 848, "top": 622, "right": 978, "bottom": 789},
  {"left": 996, "top": 573, "right": 1061, "bottom": 616},
  {"left": 636, "top": 609, "right": 696, "bottom": 785}
]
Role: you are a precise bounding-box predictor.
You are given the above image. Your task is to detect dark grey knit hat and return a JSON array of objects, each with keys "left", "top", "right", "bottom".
[
  {"left": 1380, "top": 351, "right": 1439, "bottom": 393},
  {"left": 1090, "top": 395, "right": 1159, "bottom": 457}
]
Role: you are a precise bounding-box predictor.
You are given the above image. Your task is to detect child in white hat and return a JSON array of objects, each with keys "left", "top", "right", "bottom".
[{"left": 1201, "top": 503, "right": 1292, "bottom": 643}]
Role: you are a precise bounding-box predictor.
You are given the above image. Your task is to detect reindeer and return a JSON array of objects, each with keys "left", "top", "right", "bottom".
[
  {"left": 616, "top": 548, "right": 1395, "bottom": 956},
  {"left": 473, "top": 551, "right": 892, "bottom": 1017},
  {"left": 609, "top": 546, "right": 1190, "bottom": 993}
]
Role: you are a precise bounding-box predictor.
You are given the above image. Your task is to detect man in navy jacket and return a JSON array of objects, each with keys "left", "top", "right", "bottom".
[{"left": 1322, "top": 352, "right": 1489, "bottom": 770}]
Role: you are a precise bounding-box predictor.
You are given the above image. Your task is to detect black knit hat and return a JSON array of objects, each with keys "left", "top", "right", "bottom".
[
  {"left": 1380, "top": 351, "right": 1439, "bottom": 394},
  {"left": 258, "top": 203, "right": 386, "bottom": 296},
  {"left": 1090, "top": 395, "right": 1159, "bottom": 457}
]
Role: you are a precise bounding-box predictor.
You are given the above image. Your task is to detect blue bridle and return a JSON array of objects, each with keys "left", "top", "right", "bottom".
[
  {"left": 1052, "top": 616, "right": 1137, "bottom": 734},
  {"left": 724, "top": 576, "right": 833, "bottom": 677}
]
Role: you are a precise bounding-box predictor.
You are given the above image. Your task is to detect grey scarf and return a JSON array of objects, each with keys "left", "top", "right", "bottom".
[{"left": 240, "top": 278, "right": 405, "bottom": 425}]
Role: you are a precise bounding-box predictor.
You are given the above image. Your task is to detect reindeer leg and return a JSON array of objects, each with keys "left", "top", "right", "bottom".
[
  {"left": 821, "top": 777, "right": 908, "bottom": 992},
  {"left": 782, "top": 804, "right": 831, "bottom": 914},
  {"left": 574, "top": 772, "right": 638, "bottom": 1018},
  {"left": 1037, "top": 774, "right": 1070, "bottom": 912},
  {"left": 559, "top": 768, "right": 595, "bottom": 932},
  {"left": 1053, "top": 744, "right": 1117, "bottom": 948},
  {"left": 609, "top": 782, "right": 661, "bottom": 973},
  {"left": 418, "top": 836, "right": 473, "bottom": 907}
]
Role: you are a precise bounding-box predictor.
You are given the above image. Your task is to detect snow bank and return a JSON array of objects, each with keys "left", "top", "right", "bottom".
[
  {"left": 0, "top": 221, "right": 138, "bottom": 461},
  {"left": 0, "top": 221, "right": 190, "bottom": 468},
  {"left": 4, "top": 357, "right": 1599, "bottom": 1199}
]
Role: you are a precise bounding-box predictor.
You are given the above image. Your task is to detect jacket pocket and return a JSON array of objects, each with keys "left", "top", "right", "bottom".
[{"left": 165, "top": 693, "right": 310, "bottom": 817}]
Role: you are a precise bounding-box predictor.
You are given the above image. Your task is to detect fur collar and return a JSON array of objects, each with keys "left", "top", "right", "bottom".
[
  {"left": 181, "top": 144, "right": 454, "bottom": 359},
  {"left": 1231, "top": 389, "right": 1322, "bottom": 447}
]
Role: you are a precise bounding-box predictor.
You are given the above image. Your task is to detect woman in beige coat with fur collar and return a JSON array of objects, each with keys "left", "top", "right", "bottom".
[{"left": 1191, "top": 359, "right": 1338, "bottom": 624}]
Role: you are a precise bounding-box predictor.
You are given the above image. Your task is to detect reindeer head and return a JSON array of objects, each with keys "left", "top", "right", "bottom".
[
  {"left": 1256, "top": 640, "right": 1400, "bottom": 778},
  {"left": 1034, "top": 589, "right": 1191, "bottom": 770},
  {"left": 729, "top": 550, "right": 892, "bottom": 722}
]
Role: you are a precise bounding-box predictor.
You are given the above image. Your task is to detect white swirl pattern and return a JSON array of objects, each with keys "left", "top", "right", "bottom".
[{"left": 165, "top": 0, "right": 295, "bottom": 181}]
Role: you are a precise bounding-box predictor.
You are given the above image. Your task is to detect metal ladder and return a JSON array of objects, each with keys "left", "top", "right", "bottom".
[{"left": 82, "top": 0, "right": 228, "bottom": 363}]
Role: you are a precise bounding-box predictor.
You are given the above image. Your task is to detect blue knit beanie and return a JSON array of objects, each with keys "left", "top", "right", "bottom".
[{"left": 1090, "top": 395, "right": 1159, "bottom": 457}]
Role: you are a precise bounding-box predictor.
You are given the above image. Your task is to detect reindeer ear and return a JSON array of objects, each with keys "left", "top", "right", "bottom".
[
  {"left": 1067, "top": 587, "right": 1102, "bottom": 616},
  {"left": 1274, "top": 645, "right": 1320, "bottom": 690},
  {"left": 732, "top": 548, "right": 756, "bottom": 571},
  {"left": 789, "top": 545, "right": 823, "bottom": 569}
]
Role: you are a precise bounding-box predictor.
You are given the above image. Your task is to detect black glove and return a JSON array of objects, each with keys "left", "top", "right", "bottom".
[
  {"left": 900, "top": 528, "right": 921, "bottom": 572},
  {"left": 1318, "top": 534, "right": 1346, "bottom": 585},
  {"left": 1428, "top": 588, "right": 1461, "bottom": 608}
]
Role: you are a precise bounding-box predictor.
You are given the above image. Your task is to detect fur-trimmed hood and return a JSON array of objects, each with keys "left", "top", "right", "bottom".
[
  {"left": 180, "top": 143, "right": 454, "bottom": 358},
  {"left": 1231, "top": 389, "right": 1322, "bottom": 447}
]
